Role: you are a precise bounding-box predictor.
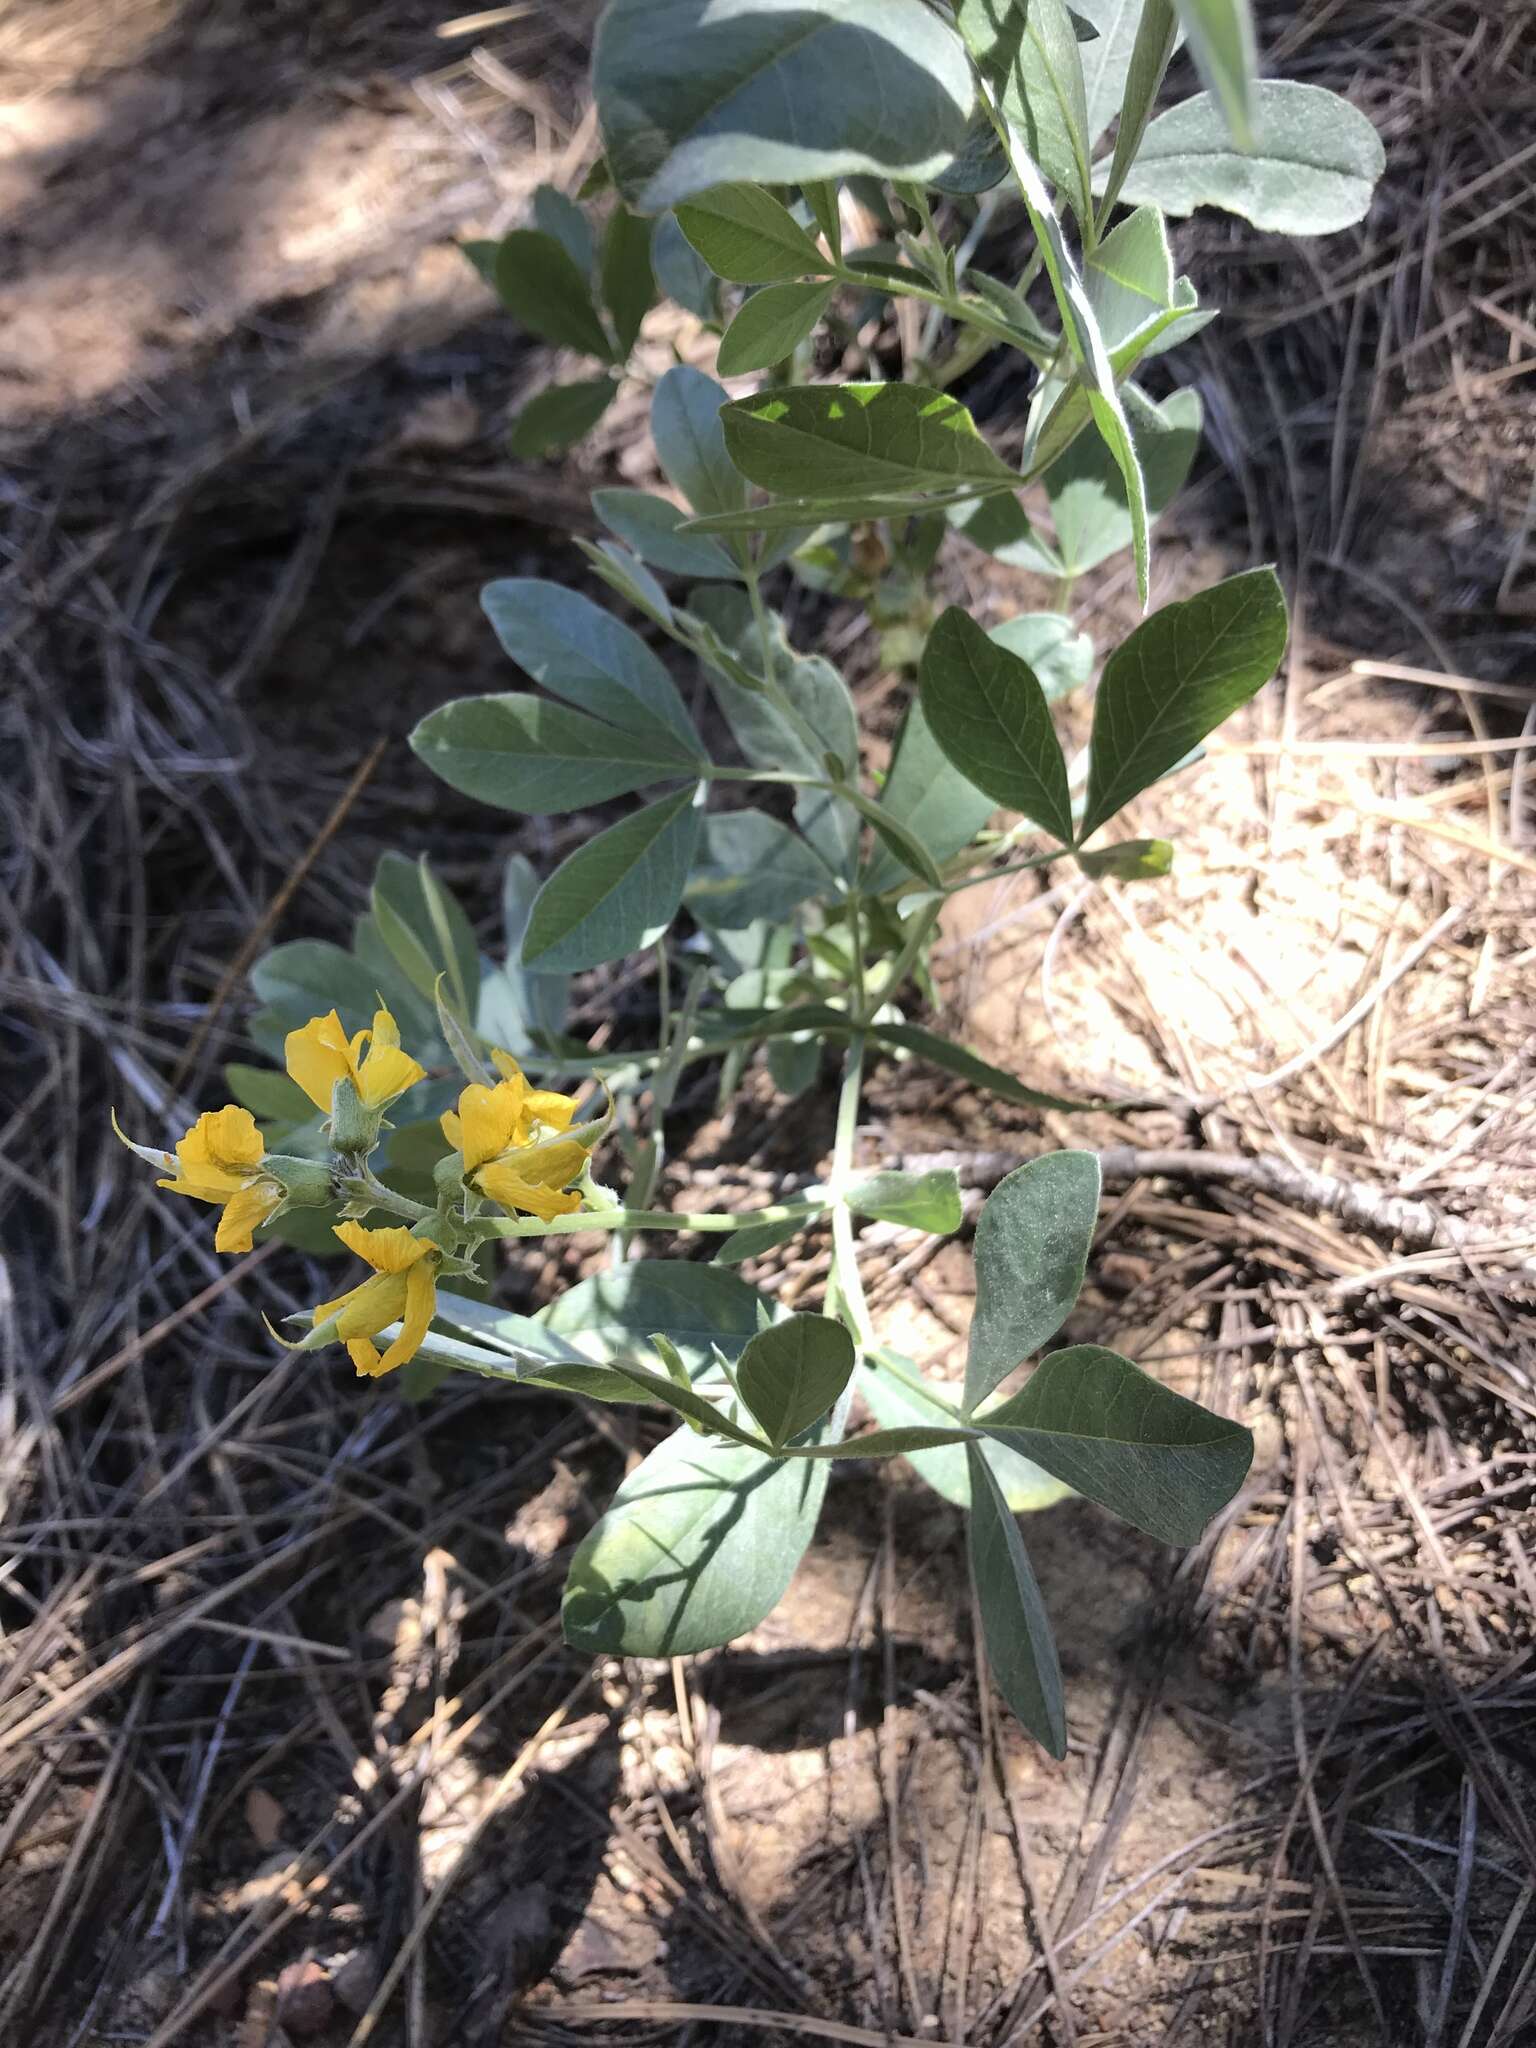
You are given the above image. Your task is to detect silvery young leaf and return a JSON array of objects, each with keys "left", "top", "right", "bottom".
[
  {"left": 1045, "top": 385, "right": 1202, "bottom": 578},
  {"left": 676, "top": 184, "right": 829, "bottom": 283},
  {"left": 1080, "top": 566, "right": 1287, "bottom": 839},
  {"left": 859, "top": 1362, "right": 1073, "bottom": 1512},
  {"left": 593, "top": 488, "right": 740, "bottom": 580},
  {"left": 1170, "top": 0, "right": 1257, "bottom": 150},
  {"left": 651, "top": 364, "right": 745, "bottom": 518},
  {"left": 562, "top": 1421, "right": 834, "bottom": 1655},
  {"left": 981, "top": 1345, "right": 1254, "bottom": 1544},
  {"left": 966, "top": 1152, "right": 1101, "bottom": 1412},
  {"left": 685, "top": 808, "right": 828, "bottom": 928},
  {"left": 1085, "top": 205, "right": 1173, "bottom": 353},
  {"left": 736, "top": 1313, "right": 856, "bottom": 1447},
  {"left": 493, "top": 230, "right": 612, "bottom": 358},
  {"left": 521, "top": 785, "right": 702, "bottom": 970},
  {"left": 1095, "top": 0, "right": 1179, "bottom": 216},
  {"left": 872, "top": 1023, "right": 1094, "bottom": 1114},
  {"left": 862, "top": 697, "right": 996, "bottom": 895},
  {"left": 508, "top": 375, "right": 618, "bottom": 458},
  {"left": 845, "top": 1168, "right": 963, "bottom": 1236},
  {"left": 988, "top": 612, "right": 1095, "bottom": 702},
  {"left": 1076, "top": 836, "right": 1173, "bottom": 880},
  {"left": 601, "top": 204, "right": 655, "bottom": 355},
  {"left": 1077, "top": 0, "right": 1177, "bottom": 145},
  {"left": 717, "top": 280, "right": 835, "bottom": 375},
  {"left": 1111, "top": 80, "right": 1385, "bottom": 235},
  {"left": 968, "top": 1443, "right": 1067, "bottom": 1755},
  {"left": 919, "top": 606, "right": 1075, "bottom": 844},
  {"left": 482, "top": 577, "right": 700, "bottom": 750},
  {"left": 722, "top": 384, "right": 1018, "bottom": 502},
  {"left": 409, "top": 693, "right": 699, "bottom": 814},
  {"left": 594, "top": 0, "right": 975, "bottom": 212},
  {"left": 957, "top": 0, "right": 1094, "bottom": 227}
]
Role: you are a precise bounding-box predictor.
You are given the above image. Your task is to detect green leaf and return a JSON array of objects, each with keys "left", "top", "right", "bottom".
[
  {"left": 989, "top": 612, "right": 1095, "bottom": 702},
  {"left": 948, "top": 491, "right": 1062, "bottom": 576},
  {"left": 767, "top": 1033, "right": 822, "bottom": 1099},
  {"left": 864, "top": 699, "right": 996, "bottom": 895},
  {"left": 685, "top": 491, "right": 961, "bottom": 535},
  {"left": 968, "top": 1443, "right": 1067, "bottom": 1755},
  {"left": 845, "top": 1168, "right": 962, "bottom": 1235},
  {"left": 432, "top": 1291, "right": 639, "bottom": 1397},
  {"left": 859, "top": 1362, "right": 1072, "bottom": 1511},
  {"left": 801, "top": 178, "right": 842, "bottom": 259},
  {"left": 562, "top": 1419, "right": 834, "bottom": 1655},
  {"left": 685, "top": 809, "right": 828, "bottom": 928},
  {"left": 652, "top": 211, "right": 721, "bottom": 321},
  {"left": 371, "top": 851, "right": 480, "bottom": 1016},
  {"left": 1170, "top": 0, "right": 1257, "bottom": 150},
  {"left": 249, "top": 940, "right": 399, "bottom": 1042},
  {"left": 933, "top": 115, "right": 1010, "bottom": 196},
  {"left": 593, "top": 488, "right": 740, "bottom": 579},
  {"left": 966, "top": 1152, "right": 1101, "bottom": 1412},
  {"left": 676, "top": 183, "right": 829, "bottom": 283},
  {"left": 1111, "top": 80, "right": 1386, "bottom": 234},
  {"left": 601, "top": 204, "right": 655, "bottom": 354},
  {"left": 737, "top": 1313, "right": 856, "bottom": 1447},
  {"left": 687, "top": 587, "right": 860, "bottom": 878},
  {"left": 1080, "top": 566, "right": 1287, "bottom": 839},
  {"left": 481, "top": 578, "right": 699, "bottom": 750},
  {"left": 224, "top": 1063, "right": 315, "bottom": 1125},
  {"left": 522, "top": 785, "right": 703, "bottom": 970},
  {"left": 410, "top": 692, "right": 698, "bottom": 814},
  {"left": 593, "top": 0, "right": 975, "bottom": 211},
  {"left": 544, "top": 1260, "right": 769, "bottom": 1376},
  {"left": 509, "top": 375, "right": 618, "bottom": 457},
  {"left": 872, "top": 1022, "right": 1094, "bottom": 1113},
  {"left": 715, "top": 1212, "right": 807, "bottom": 1266},
  {"left": 919, "top": 606, "right": 1074, "bottom": 843},
  {"left": 957, "top": 0, "right": 1093, "bottom": 226},
  {"left": 581, "top": 540, "right": 677, "bottom": 629},
  {"left": 1045, "top": 384, "right": 1202, "bottom": 578},
  {"left": 532, "top": 183, "right": 595, "bottom": 276},
  {"left": 995, "top": 133, "right": 1151, "bottom": 604},
  {"left": 722, "top": 383, "right": 1019, "bottom": 502},
  {"left": 718, "top": 280, "right": 835, "bottom": 374},
  {"left": 493, "top": 229, "right": 612, "bottom": 358},
  {"left": 1085, "top": 204, "right": 1173, "bottom": 352},
  {"left": 652, "top": 365, "right": 745, "bottom": 518},
  {"left": 1076, "top": 836, "right": 1173, "bottom": 880},
  {"left": 460, "top": 238, "right": 499, "bottom": 288},
  {"left": 981, "top": 1345, "right": 1253, "bottom": 1544}
]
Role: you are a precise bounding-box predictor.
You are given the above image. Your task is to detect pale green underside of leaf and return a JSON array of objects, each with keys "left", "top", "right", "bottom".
[{"left": 1108, "top": 80, "right": 1386, "bottom": 234}]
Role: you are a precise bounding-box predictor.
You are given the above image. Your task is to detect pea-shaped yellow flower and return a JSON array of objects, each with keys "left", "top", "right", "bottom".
[
  {"left": 440, "top": 1052, "right": 587, "bottom": 1222},
  {"left": 153, "top": 1105, "right": 284, "bottom": 1253},
  {"left": 285, "top": 1007, "right": 425, "bottom": 1116},
  {"left": 308, "top": 1222, "right": 441, "bottom": 1377}
]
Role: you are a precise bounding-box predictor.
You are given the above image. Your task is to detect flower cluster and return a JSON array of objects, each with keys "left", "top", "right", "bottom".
[{"left": 118, "top": 1005, "right": 601, "bottom": 1378}]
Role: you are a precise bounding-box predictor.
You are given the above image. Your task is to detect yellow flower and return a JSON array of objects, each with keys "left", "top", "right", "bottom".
[
  {"left": 309, "top": 1222, "right": 440, "bottom": 1378},
  {"left": 156, "top": 1105, "right": 283, "bottom": 1254},
  {"left": 439, "top": 1050, "right": 586, "bottom": 1223},
  {"left": 284, "top": 1007, "right": 426, "bottom": 1116}
]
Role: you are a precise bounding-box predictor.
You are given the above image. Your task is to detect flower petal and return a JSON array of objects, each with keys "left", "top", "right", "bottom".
[
  {"left": 214, "top": 1180, "right": 282, "bottom": 1254},
  {"left": 374, "top": 1259, "right": 437, "bottom": 1374},
  {"left": 357, "top": 1042, "right": 427, "bottom": 1108},
  {"left": 522, "top": 1089, "right": 578, "bottom": 1135},
  {"left": 476, "top": 1158, "right": 584, "bottom": 1222},
  {"left": 455, "top": 1079, "right": 525, "bottom": 1172},
  {"left": 347, "top": 1337, "right": 390, "bottom": 1377},
  {"left": 284, "top": 1011, "right": 356, "bottom": 1113},
  {"left": 332, "top": 1221, "right": 432, "bottom": 1275}
]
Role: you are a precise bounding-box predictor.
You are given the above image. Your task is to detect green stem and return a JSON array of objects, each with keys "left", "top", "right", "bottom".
[
  {"left": 828, "top": 1032, "right": 874, "bottom": 1348},
  {"left": 864, "top": 1347, "right": 966, "bottom": 1422},
  {"left": 468, "top": 1198, "right": 826, "bottom": 1244},
  {"left": 858, "top": 900, "right": 939, "bottom": 1025},
  {"left": 339, "top": 1170, "right": 433, "bottom": 1223}
]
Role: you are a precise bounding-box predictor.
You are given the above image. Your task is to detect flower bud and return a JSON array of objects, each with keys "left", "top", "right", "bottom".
[
  {"left": 263, "top": 1155, "right": 335, "bottom": 1209},
  {"left": 328, "top": 1077, "right": 382, "bottom": 1159}
]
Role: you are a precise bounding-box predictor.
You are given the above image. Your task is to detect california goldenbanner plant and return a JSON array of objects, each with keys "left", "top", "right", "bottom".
[{"left": 120, "top": 0, "right": 1383, "bottom": 1755}]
